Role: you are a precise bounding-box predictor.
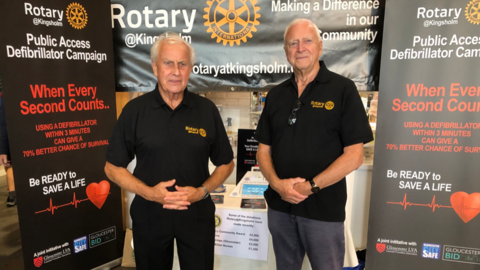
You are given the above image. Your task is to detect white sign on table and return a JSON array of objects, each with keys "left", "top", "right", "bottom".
[{"left": 214, "top": 208, "right": 268, "bottom": 261}]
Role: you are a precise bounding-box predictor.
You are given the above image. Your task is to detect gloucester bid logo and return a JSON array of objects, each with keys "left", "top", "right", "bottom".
[{"left": 204, "top": 0, "right": 261, "bottom": 46}]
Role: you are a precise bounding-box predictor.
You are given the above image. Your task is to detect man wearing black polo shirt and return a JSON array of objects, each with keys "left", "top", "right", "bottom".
[
  {"left": 255, "top": 19, "right": 373, "bottom": 270},
  {"left": 104, "top": 32, "right": 234, "bottom": 270}
]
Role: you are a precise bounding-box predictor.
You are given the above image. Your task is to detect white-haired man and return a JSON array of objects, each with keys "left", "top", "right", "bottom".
[
  {"left": 255, "top": 19, "right": 373, "bottom": 270},
  {"left": 105, "top": 32, "right": 234, "bottom": 270}
]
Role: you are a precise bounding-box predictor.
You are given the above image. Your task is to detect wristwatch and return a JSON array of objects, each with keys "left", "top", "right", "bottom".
[
  {"left": 201, "top": 185, "right": 210, "bottom": 199},
  {"left": 309, "top": 179, "right": 320, "bottom": 194}
]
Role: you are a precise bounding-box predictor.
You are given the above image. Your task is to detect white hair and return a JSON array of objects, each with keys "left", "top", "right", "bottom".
[
  {"left": 150, "top": 31, "right": 195, "bottom": 64},
  {"left": 283, "top": 18, "right": 322, "bottom": 45}
]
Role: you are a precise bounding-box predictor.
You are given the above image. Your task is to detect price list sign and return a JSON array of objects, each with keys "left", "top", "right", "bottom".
[{"left": 214, "top": 208, "right": 268, "bottom": 261}]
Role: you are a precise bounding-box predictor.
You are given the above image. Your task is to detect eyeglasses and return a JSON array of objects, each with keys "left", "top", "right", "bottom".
[{"left": 288, "top": 99, "right": 302, "bottom": 126}]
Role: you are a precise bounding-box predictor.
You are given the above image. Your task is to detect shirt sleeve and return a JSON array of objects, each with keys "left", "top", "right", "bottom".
[
  {"left": 209, "top": 104, "right": 234, "bottom": 166},
  {"left": 254, "top": 94, "right": 272, "bottom": 145},
  {"left": 105, "top": 105, "right": 136, "bottom": 168},
  {"left": 339, "top": 81, "right": 374, "bottom": 146}
]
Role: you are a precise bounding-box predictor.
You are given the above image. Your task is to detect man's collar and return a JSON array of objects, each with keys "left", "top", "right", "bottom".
[
  {"left": 290, "top": 60, "right": 331, "bottom": 86},
  {"left": 152, "top": 84, "right": 194, "bottom": 109},
  {"left": 314, "top": 61, "right": 331, "bottom": 83}
]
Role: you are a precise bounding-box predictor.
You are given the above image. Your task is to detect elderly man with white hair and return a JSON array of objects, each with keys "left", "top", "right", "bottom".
[
  {"left": 255, "top": 19, "right": 373, "bottom": 270},
  {"left": 105, "top": 32, "right": 234, "bottom": 270}
]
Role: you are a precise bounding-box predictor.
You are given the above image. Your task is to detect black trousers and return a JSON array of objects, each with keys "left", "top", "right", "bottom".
[{"left": 131, "top": 196, "right": 215, "bottom": 270}]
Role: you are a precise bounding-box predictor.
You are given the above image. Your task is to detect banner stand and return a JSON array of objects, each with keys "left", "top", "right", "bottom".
[
  {"left": 91, "top": 258, "right": 122, "bottom": 270},
  {"left": 366, "top": 1, "right": 480, "bottom": 269},
  {"left": 0, "top": 1, "right": 124, "bottom": 269}
]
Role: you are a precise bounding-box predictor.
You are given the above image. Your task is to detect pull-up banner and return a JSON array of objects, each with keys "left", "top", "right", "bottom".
[
  {"left": 111, "top": 0, "right": 385, "bottom": 92},
  {"left": 0, "top": 1, "right": 123, "bottom": 269},
  {"left": 367, "top": 0, "right": 480, "bottom": 269}
]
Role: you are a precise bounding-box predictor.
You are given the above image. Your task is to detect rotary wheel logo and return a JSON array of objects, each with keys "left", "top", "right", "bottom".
[
  {"left": 215, "top": 214, "right": 222, "bottom": 227},
  {"left": 200, "top": 128, "right": 207, "bottom": 137},
  {"left": 66, "top": 2, "right": 88, "bottom": 29},
  {"left": 325, "top": 101, "right": 335, "bottom": 110},
  {"left": 204, "top": 0, "right": 260, "bottom": 46},
  {"left": 466, "top": 0, "right": 480, "bottom": 24}
]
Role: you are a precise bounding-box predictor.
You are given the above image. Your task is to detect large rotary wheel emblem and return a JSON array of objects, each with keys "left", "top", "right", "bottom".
[
  {"left": 204, "top": 0, "right": 260, "bottom": 46},
  {"left": 466, "top": 0, "right": 480, "bottom": 25},
  {"left": 66, "top": 2, "right": 88, "bottom": 29}
]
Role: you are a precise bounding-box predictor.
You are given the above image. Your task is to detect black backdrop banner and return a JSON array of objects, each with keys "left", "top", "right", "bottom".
[
  {"left": 0, "top": 1, "right": 123, "bottom": 269},
  {"left": 111, "top": 0, "right": 385, "bottom": 92},
  {"left": 367, "top": 0, "right": 480, "bottom": 269}
]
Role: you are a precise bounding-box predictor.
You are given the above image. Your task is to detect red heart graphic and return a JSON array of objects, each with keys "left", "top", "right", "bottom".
[
  {"left": 450, "top": 192, "right": 480, "bottom": 223},
  {"left": 86, "top": 180, "right": 110, "bottom": 209}
]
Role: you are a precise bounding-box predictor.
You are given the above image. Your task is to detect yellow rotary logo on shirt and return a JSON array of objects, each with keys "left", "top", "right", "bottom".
[
  {"left": 311, "top": 101, "right": 334, "bottom": 110},
  {"left": 311, "top": 101, "right": 325, "bottom": 108},
  {"left": 185, "top": 126, "right": 207, "bottom": 137},
  {"left": 325, "top": 101, "right": 335, "bottom": 110},
  {"left": 66, "top": 2, "right": 88, "bottom": 29},
  {"left": 215, "top": 214, "right": 222, "bottom": 227},
  {"left": 203, "top": 0, "right": 261, "bottom": 46},
  {"left": 465, "top": 0, "right": 480, "bottom": 25}
]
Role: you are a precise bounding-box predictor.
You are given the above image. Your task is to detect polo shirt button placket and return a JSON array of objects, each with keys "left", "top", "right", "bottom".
[{"left": 170, "top": 113, "right": 175, "bottom": 128}]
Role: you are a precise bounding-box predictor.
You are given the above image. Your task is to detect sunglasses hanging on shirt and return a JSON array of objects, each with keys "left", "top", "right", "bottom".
[{"left": 288, "top": 99, "right": 302, "bottom": 126}]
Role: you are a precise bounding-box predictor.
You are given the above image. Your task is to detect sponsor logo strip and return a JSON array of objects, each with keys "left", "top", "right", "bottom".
[
  {"left": 443, "top": 245, "right": 480, "bottom": 265},
  {"left": 89, "top": 226, "right": 116, "bottom": 248}
]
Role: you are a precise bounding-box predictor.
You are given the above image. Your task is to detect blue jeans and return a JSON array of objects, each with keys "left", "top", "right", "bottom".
[{"left": 268, "top": 208, "right": 345, "bottom": 270}]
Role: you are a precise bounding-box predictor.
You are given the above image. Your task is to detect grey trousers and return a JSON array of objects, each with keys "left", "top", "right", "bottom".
[{"left": 268, "top": 208, "right": 345, "bottom": 270}]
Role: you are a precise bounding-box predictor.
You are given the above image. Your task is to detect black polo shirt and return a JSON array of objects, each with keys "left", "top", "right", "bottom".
[
  {"left": 255, "top": 61, "right": 373, "bottom": 222},
  {"left": 106, "top": 85, "right": 233, "bottom": 190}
]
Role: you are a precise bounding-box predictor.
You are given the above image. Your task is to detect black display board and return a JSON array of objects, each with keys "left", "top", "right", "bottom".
[
  {"left": 111, "top": 0, "right": 385, "bottom": 92},
  {"left": 367, "top": 0, "right": 480, "bottom": 269},
  {"left": 236, "top": 129, "right": 259, "bottom": 184},
  {"left": 0, "top": 1, "right": 123, "bottom": 269}
]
